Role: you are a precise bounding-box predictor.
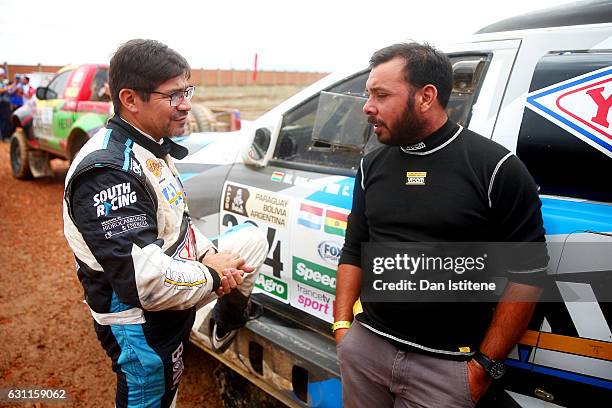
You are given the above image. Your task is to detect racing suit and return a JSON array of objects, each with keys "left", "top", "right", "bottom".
[{"left": 63, "top": 116, "right": 267, "bottom": 407}]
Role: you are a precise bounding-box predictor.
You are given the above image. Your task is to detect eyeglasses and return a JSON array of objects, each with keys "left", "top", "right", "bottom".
[{"left": 147, "top": 85, "right": 195, "bottom": 107}]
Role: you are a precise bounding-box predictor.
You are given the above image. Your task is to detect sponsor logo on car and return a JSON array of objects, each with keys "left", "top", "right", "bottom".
[
  {"left": 317, "top": 240, "right": 342, "bottom": 266},
  {"left": 295, "top": 283, "right": 333, "bottom": 318},
  {"left": 223, "top": 183, "right": 289, "bottom": 227},
  {"left": 255, "top": 273, "right": 288, "bottom": 300},
  {"left": 526, "top": 66, "right": 612, "bottom": 157},
  {"left": 293, "top": 256, "right": 336, "bottom": 294}
]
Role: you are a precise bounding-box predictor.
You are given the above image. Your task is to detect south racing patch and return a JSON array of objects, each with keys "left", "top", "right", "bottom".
[
  {"left": 100, "top": 214, "right": 149, "bottom": 239},
  {"left": 93, "top": 182, "right": 137, "bottom": 217}
]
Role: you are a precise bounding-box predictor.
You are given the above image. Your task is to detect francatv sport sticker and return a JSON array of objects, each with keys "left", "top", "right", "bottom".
[{"left": 526, "top": 66, "right": 612, "bottom": 158}]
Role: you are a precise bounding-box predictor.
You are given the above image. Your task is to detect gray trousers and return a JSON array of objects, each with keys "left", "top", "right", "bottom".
[{"left": 337, "top": 320, "right": 475, "bottom": 408}]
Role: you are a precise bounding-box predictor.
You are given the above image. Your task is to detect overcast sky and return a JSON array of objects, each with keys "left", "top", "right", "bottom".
[{"left": 1, "top": 0, "right": 569, "bottom": 72}]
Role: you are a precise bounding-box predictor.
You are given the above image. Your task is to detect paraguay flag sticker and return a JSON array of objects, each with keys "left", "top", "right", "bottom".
[
  {"left": 525, "top": 66, "right": 612, "bottom": 158},
  {"left": 298, "top": 203, "right": 323, "bottom": 230}
]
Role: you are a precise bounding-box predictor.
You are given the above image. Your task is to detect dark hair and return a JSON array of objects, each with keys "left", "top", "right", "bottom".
[
  {"left": 369, "top": 42, "right": 452, "bottom": 108},
  {"left": 109, "top": 39, "right": 191, "bottom": 114}
]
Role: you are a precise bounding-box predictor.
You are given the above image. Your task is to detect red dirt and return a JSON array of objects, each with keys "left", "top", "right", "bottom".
[{"left": 0, "top": 142, "right": 223, "bottom": 407}]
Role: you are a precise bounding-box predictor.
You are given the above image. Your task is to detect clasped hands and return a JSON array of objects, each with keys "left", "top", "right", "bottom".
[{"left": 201, "top": 250, "right": 255, "bottom": 297}]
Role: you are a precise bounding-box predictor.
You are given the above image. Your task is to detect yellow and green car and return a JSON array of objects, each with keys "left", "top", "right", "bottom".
[{"left": 11, "top": 64, "right": 111, "bottom": 178}]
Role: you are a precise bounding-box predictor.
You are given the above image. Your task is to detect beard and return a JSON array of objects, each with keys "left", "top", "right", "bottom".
[{"left": 369, "top": 92, "right": 427, "bottom": 146}]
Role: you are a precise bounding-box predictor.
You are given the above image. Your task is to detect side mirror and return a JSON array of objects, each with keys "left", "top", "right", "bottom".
[
  {"left": 243, "top": 126, "right": 272, "bottom": 167},
  {"left": 242, "top": 116, "right": 282, "bottom": 167},
  {"left": 35, "top": 86, "right": 48, "bottom": 100}
]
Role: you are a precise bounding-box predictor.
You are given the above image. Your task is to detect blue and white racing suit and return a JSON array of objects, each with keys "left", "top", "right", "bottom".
[{"left": 63, "top": 116, "right": 267, "bottom": 407}]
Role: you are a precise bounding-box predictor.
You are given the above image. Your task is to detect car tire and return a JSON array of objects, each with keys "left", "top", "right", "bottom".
[
  {"left": 68, "top": 131, "right": 89, "bottom": 163},
  {"left": 189, "top": 104, "right": 212, "bottom": 133},
  {"left": 10, "top": 129, "right": 33, "bottom": 179}
]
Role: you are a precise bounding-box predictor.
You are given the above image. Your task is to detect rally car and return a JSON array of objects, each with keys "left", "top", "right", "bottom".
[{"left": 175, "top": 3, "right": 611, "bottom": 407}]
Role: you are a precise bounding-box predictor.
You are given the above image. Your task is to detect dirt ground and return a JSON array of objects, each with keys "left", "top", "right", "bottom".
[
  {"left": 0, "top": 142, "right": 228, "bottom": 407},
  {"left": 192, "top": 85, "right": 304, "bottom": 120}
]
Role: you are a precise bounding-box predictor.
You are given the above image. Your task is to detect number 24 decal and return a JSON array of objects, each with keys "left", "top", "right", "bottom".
[{"left": 222, "top": 213, "right": 283, "bottom": 278}]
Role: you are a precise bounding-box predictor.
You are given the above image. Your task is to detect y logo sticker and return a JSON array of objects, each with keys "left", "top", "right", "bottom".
[{"left": 526, "top": 66, "right": 612, "bottom": 158}]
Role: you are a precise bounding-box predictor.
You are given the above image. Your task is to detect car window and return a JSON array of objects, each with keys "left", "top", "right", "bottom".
[
  {"left": 272, "top": 54, "right": 490, "bottom": 173},
  {"left": 272, "top": 70, "right": 374, "bottom": 173},
  {"left": 517, "top": 52, "right": 612, "bottom": 203},
  {"left": 46, "top": 70, "right": 72, "bottom": 99},
  {"left": 90, "top": 68, "right": 110, "bottom": 102}
]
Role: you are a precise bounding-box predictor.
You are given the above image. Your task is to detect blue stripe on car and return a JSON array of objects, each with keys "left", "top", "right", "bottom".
[
  {"left": 506, "top": 358, "right": 612, "bottom": 390},
  {"left": 305, "top": 378, "right": 342, "bottom": 408},
  {"left": 541, "top": 197, "right": 612, "bottom": 235},
  {"left": 305, "top": 177, "right": 354, "bottom": 211},
  {"left": 179, "top": 172, "right": 198, "bottom": 183}
]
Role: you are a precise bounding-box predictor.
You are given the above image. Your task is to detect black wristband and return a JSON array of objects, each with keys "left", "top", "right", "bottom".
[{"left": 208, "top": 266, "right": 221, "bottom": 290}]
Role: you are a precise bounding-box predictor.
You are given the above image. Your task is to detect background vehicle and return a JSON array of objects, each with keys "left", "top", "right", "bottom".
[
  {"left": 176, "top": 4, "right": 611, "bottom": 407},
  {"left": 9, "top": 64, "right": 240, "bottom": 179}
]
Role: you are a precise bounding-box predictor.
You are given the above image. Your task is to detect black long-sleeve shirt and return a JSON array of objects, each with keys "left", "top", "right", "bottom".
[{"left": 339, "top": 119, "right": 547, "bottom": 358}]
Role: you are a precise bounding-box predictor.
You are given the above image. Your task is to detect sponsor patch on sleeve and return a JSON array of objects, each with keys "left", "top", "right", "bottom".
[
  {"left": 101, "top": 213, "right": 149, "bottom": 239},
  {"left": 93, "top": 182, "right": 138, "bottom": 217}
]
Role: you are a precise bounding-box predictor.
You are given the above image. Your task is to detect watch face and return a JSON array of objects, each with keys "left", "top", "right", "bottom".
[{"left": 489, "top": 362, "right": 505, "bottom": 380}]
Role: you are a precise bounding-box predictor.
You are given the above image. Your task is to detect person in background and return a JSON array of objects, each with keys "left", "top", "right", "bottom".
[
  {"left": 21, "top": 76, "right": 35, "bottom": 105},
  {"left": 0, "top": 68, "right": 12, "bottom": 141},
  {"left": 9, "top": 74, "right": 24, "bottom": 111}
]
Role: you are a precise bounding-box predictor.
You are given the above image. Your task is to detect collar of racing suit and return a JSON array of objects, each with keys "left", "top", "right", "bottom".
[{"left": 107, "top": 115, "right": 189, "bottom": 160}]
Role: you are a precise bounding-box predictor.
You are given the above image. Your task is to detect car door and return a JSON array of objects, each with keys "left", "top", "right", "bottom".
[
  {"left": 33, "top": 68, "right": 74, "bottom": 154},
  {"left": 509, "top": 50, "right": 612, "bottom": 407}
]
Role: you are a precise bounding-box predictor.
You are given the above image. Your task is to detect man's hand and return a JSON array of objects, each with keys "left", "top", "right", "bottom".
[
  {"left": 202, "top": 251, "right": 245, "bottom": 276},
  {"left": 202, "top": 250, "right": 256, "bottom": 276},
  {"left": 334, "top": 328, "right": 350, "bottom": 345},
  {"left": 215, "top": 268, "right": 245, "bottom": 297},
  {"left": 467, "top": 359, "right": 492, "bottom": 404}
]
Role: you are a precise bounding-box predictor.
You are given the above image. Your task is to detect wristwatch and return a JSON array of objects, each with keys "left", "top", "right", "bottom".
[{"left": 473, "top": 351, "right": 505, "bottom": 380}]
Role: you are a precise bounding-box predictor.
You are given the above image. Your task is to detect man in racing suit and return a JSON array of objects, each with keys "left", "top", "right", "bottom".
[{"left": 63, "top": 39, "right": 268, "bottom": 408}]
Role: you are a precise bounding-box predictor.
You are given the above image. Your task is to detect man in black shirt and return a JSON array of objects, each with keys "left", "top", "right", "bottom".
[{"left": 334, "top": 43, "right": 546, "bottom": 407}]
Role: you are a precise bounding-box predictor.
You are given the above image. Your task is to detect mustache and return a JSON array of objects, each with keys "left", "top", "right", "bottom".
[
  {"left": 172, "top": 112, "right": 189, "bottom": 121},
  {"left": 367, "top": 116, "right": 386, "bottom": 127}
]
